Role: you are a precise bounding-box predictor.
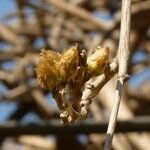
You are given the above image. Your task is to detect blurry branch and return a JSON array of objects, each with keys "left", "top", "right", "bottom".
[
  {"left": 0, "top": 51, "right": 38, "bottom": 61},
  {"left": 131, "top": 55, "right": 150, "bottom": 73},
  {"left": 142, "top": 40, "right": 150, "bottom": 53},
  {"left": 48, "top": 14, "right": 64, "bottom": 49},
  {"left": 16, "top": 0, "right": 26, "bottom": 25},
  {"left": 45, "top": 0, "right": 115, "bottom": 31},
  {"left": 0, "top": 23, "right": 19, "bottom": 45},
  {"left": 1, "top": 84, "right": 29, "bottom": 101},
  {"left": 31, "top": 89, "right": 55, "bottom": 117},
  {"left": 104, "top": 0, "right": 131, "bottom": 149},
  {"left": 132, "top": 0, "right": 150, "bottom": 14},
  {"left": 0, "top": 70, "right": 17, "bottom": 83},
  {"left": 18, "top": 135, "right": 56, "bottom": 150},
  {"left": 104, "top": 0, "right": 150, "bottom": 36},
  {"left": 0, "top": 117, "right": 150, "bottom": 137},
  {"left": 0, "top": 54, "right": 38, "bottom": 83},
  {"left": 128, "top": 85, "right": 150, "bottom": 102}
]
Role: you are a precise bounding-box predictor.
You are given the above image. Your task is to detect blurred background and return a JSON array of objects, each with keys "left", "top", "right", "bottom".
[{"left": 0, "top": 0, "right": 150, "bottom": 149}]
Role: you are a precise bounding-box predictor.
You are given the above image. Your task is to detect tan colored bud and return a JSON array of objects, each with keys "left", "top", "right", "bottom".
[
  {"left": 87, "top": 46, "right": 109, "bottom": 76},
  {"left": 35, "top": 46, "right": 79, "bottom": 91},
  {"left": 57, "top": 45, "right": 79, "bottom": 82},
  {"left": 35, "top": 50, "right": 60, "bottom": 91}
]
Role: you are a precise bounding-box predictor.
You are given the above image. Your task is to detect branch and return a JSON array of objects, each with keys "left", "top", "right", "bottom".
[
  {"left": 0, "top": 117, "right": 150, "bottom": 137},
  {"left": 45, "top": 0, "right": 114, "bottom": 31},
  {"left": 80, "top": 59, "right": 118, "bottom": 117},
  {"left": 104, "top": 0, "right": 131, "bottom": 149},
  {"left": 0, "top": 23, "right": 19, "bottom": 45}
]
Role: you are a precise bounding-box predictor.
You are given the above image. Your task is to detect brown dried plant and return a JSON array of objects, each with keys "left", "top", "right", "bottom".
[{"left": 35, "top": 45, "right": 110, "bottom": 124}]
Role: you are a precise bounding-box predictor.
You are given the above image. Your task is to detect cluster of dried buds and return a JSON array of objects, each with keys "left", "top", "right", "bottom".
[{"left": 35, "top": 44, "right": 109, "bottom": 124}]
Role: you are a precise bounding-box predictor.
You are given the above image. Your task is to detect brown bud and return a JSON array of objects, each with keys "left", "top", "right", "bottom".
[
  {"left": 57, "top": 45, "right": 79, "bottom": 82},
  {"left": 35, "top": 50, "right": 60, "bottom": 91}
]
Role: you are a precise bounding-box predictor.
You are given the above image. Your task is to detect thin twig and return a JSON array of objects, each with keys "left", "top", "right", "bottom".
[
  {"left": 0, "top": 117, "right": 150, "bottom": 137},
  {"left": 104, "top": 0, "right": 131, "bottom": 149},
  {"left": 80, "top": 59, "right": 118, "bottom": 117},
  {"left": 45, "top": 0, "right": 115, "bottom": 31}
]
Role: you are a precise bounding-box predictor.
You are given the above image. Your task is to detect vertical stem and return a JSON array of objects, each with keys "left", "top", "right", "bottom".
[
  {"left": 104, "top": 81, "right": 124, "bottom": 150},
  {"left": 104, "top": 0, "right": 131, "bottom": 149},
  {"left": 118, "top": 0, "right": 131, "bottom": 78}
]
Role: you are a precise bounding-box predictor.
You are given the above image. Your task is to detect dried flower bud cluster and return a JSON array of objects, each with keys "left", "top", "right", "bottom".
[{"left": 35, "top": 45, "right": 109, "bottom": 124}]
